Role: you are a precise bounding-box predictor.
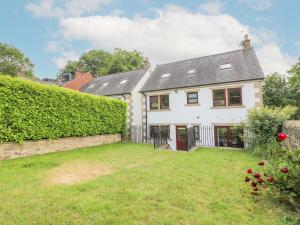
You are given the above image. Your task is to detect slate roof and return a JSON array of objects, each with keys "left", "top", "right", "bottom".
[
  {"left": 140, "top": 48, "right": 264, "bottom": 92},
  {"left": 81, "top": 69, "right": 147, "bottom": 96}
]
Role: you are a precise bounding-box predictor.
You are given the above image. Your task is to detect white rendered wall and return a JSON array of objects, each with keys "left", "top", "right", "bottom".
[
  {"left": 146, "top": 82, "right": 258, "bottom": 150},
  {"left": 131, "top": 69, "right": 152, "bottom": 126}
]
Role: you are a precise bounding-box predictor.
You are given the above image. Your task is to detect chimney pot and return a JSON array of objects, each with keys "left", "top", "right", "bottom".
[{"left": 243, "top": 34, "right": 251, "bottom": 49}]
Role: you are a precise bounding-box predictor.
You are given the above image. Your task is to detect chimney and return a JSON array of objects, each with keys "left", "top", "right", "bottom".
[
  {"left": 143, "top": 57, "right": 151, "bottom": 69},
  {"left": 242, "top": 34, "right": 251, "bottom": 49}
]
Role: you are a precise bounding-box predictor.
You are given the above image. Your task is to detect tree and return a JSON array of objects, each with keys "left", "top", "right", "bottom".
[
  {"left": 59, "top": 49, "right": 145, "bottom": 77},
  {"left": 0, "top": 43, "right": 34, "bottom": 78},
  {"left": 79, "top": 50, "right": 112, "bottom": 76},
  {"left": 263, "top": 73, "right": 294, "bottom": 107},
  {"left": 288, "top": 58, "right": 300, "bottom": 119},
  {"left": 109, "top": 49, "right": 144, "bottom": 74}
]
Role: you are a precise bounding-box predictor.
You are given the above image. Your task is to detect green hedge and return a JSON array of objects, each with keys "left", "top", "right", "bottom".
[{"left": 0, "top": 75, "right": 127, "bottom": 143}]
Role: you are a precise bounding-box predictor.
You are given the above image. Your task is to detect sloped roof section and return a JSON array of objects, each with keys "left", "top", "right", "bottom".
[
  {"left": 140, "top": 48, "right": 264, "bottom": 92},
  {"left": 81, "top": 69, "right": 147, "bottom": 96}
]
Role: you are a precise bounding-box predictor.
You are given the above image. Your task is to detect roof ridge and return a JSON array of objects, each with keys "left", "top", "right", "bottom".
[
  {"left": 157, "top": 47, "right": 253, "bottom": 67},
  {"left": 94, "top": 68, "right": 146, "bottom": 79}
]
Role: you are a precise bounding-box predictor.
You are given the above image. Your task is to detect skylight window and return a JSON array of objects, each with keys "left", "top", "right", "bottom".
[
  {"left": 161, "top": 73, "right": 170, "bottom": 78},
  {"left": 120, "top": 80, "right": 128, "bottom": 84},
  {"left": 219, "top": 63, "right": 232, "bottom": 70},
  {"left": 187, "top": 69, "right": 195, "bottom": 75},
  {"left": 102, "top": 82, "right": 108, "bottom": 87}
]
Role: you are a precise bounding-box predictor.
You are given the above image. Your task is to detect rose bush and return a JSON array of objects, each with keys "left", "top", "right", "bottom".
[{"left": 244, "top": 133, "right": 300, "bottom": 211}]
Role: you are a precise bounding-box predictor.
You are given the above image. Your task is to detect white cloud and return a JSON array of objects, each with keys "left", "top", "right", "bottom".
[
  {"left": 60, "top": 5, "right": 249, "bottom": 65},
  {"left": 45, "top": 41, "right": 64, "bottom": 52},
  {"left": 26, "top": 0, "right": 111, "bottom": 18},
  {"left": 36, "top": 4, "right": 293, "bottom": 75},
  {"left": 52, "top": 50, "right": 79, "bottom": 69},
  {"left": 238, "top": 0, "right": 272, "bottom": 11},
  {"left": 256, "top": 44, "right": 295, "bottom": 74},
  {"left": 199, "top": 0, "right": 224, "bottom": 14}
]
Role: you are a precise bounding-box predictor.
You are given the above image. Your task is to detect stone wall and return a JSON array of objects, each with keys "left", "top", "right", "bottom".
[
  {"left": 0, "top": 134, "right": 121, "bottom": 160},
  {"left": 283, "top": 120, "right": 300, "bottom": 149}
]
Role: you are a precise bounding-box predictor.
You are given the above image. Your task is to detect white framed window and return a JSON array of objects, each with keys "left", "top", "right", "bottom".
[
  {"left": 161, "top": 73, "right": 170, "bottom": 78},
  {"left": 219, "top": 63, "right": 232, "bottom": 70},
  {"left": 102, "top": 82, "right": 108, "bottom": 87},
  {"left": 120, "top": 80, "right": 127, "bottom": 84},
  {"left": 187, "top": 69, "right": 195, "bottom": 75}
]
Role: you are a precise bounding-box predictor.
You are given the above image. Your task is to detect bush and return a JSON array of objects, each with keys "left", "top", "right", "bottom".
[
  {"left": 244, "top": 133, "right": 300, "bottom": 211},
  {"left": 243, "top": 106, "right": 297, "bottom": 153},
  {"left": 0, "top": 75, "right": 127, "bottom": 143}
]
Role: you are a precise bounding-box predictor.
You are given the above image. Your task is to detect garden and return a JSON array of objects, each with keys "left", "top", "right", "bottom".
[{"left": 0, "top": 143, "right": 299, "bottom": 225}]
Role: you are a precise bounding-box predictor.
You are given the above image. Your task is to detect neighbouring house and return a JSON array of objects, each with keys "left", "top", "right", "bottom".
[
  {"left": 139, "top": 35, "right": 264, "bottom": 151},
  {"left": 81, "top": 68, "right": 151, "bottom": 140},
  {"left": 59, "top": 71, "right": 94, "bottom": 91}
]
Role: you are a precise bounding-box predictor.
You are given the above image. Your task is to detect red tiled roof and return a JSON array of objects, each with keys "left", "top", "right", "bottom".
[{"left": 63, "top": 71, "right": 93, "bottom": 91}]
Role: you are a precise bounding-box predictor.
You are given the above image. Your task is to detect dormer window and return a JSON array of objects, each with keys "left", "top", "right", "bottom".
[
  {"left": 62, "top": 73, "right": 71, "bottom": 82},
  {"left": 219, "top": 63, "right": 232, "bottom": 70},
  {"left": 120, "top": 80, "right": 127, "bottom": 84},
  {"left": 187, "top": 69, "right": 195, "bottom": 75},
  {"left": 102, "top": 82, "right": 108, "bottom": 87},
  {"left": 161, "top": 73, "right": 170, "bottom": 79}
]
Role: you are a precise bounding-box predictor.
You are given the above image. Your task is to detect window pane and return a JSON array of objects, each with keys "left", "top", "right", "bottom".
[
  {"left": 150, "top": 126, "right": 159, "bottom": 137},
  {"left": 213, "top": 89, "right": 226, "bottom": 106},
  {"left": 160, "top": 95, "right": 169, "bottom": 109},
  {"left": 187, "top": 92, "right": 198, "bottom": 104},
  {"left": 228, "top": 88, "right": 242, "bottom": 105},
  {"left": 161, "top": 125, "right": 170, "bottom": 138},
  {"left": 150, "top": 96, "right": 159, "bottom": 110}
]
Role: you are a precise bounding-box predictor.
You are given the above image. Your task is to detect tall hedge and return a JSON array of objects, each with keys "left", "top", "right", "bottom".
[{"left": 0, "top": 75, "right": 127, "bottom": 143}]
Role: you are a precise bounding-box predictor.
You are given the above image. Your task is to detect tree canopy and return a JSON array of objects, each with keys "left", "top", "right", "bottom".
[
  {"left": 0, "top": 43, "right": 34, "bottom": 78},
  {"left": 59, "top": 48, "right": 145, "bottom": 77},
  {"left": 263, "top": 59, "right": 300, "bottom": 119}
]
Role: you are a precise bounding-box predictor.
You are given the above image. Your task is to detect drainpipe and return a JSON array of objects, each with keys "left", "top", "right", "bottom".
[{"left": 142, "top": 92, "right": 148, "bottom": 143}]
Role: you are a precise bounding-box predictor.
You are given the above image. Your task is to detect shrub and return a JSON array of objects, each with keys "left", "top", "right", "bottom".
[
  {"left": 244, "top": 133, "right": 300, "bottom": 211},
  {"left": 243, "top": 106, "right": 297, "bottom": 153},
  {"left": 0, "top": 75, "right": 127, "bottom": 143}
]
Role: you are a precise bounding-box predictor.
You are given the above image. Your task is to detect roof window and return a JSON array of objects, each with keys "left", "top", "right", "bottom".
[
  {"left": 102, "top": 82, "right": 108, "bottom": 87},
  {"left": 120, "top": 80, "right": 128, "bottom": 84},
  {"left": 187, "top": 69, "right": 195, "bottom": 75},
  {"left": 219, "top": 63, "right": 232, "bottom": 70},
  {"left": 161, "top": 73, "right": 170, "bottom": 78}
]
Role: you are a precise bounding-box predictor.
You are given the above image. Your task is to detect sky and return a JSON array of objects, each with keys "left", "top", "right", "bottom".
[{"left": 1, "top": 0, "right": 299, "bottom": 78}]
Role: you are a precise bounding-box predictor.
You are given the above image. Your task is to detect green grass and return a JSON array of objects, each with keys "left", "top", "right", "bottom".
[{"left": 0, "top": 143, "right": 298, "bottom": 225}]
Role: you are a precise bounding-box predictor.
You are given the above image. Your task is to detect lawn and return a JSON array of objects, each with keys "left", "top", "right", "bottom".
[{"left": 0, "top": 143, "right": 298, "bottom": 225}]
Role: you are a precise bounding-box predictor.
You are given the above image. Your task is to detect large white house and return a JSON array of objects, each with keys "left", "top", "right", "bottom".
[{"left": 139, "top": 37, "right": 264, "bottom": 150}]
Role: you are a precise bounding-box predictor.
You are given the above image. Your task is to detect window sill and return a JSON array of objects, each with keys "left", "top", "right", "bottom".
[
  {"left": 185, "top": 103, "right": 200, "bottom": 106},
  {"left": 149, "top": 109, "right": 171, "bottom": 112},
  {"left": 211, "top": 105, "right": 245, "bottom": 109}
]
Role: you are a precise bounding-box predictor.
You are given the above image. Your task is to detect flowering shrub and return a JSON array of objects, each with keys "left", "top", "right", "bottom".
[{"left": 244, "top": 132, "right": 300, "bottom": 211}]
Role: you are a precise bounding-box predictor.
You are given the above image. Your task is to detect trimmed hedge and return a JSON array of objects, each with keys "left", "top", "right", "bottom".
[{"left": 0, "top": 75, "right": 127, "bottom": 143}]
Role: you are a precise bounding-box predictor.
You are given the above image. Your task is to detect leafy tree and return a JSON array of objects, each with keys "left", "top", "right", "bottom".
[
  {"left": 109, "top": 49, "right": 144, "bottom": 74},
  {"left": 288, "top": 58, "right": 300, "bottom": 118},
  {"left": 0, "top": 43, "right": 34, "bottom": 78},
  {"left": 79, "top": 50, "right": 112, "bottom": 76},
  {"left": 263, "top": 73, "right": 294, "bottom": 107},
  {"left": 59, "top": 49, "right": 145, "bottom": 77}
]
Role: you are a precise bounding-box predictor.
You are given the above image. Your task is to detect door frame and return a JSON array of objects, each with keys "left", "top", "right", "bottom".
[
  {"left": 176, "top": 125, "right": 188, "bottom": 151},
  {"left": 214, "top": 126, "right": 232, "bottom": 147}
]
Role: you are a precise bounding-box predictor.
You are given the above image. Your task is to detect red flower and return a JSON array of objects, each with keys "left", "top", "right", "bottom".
[
  {"left": 257, "top": 177, "right": 263, "bottom": 184},
  {"left": 251, "top": 181, "right": 257, "bottom": 187},
  {"left": 258, "top": 161, "right": 265, "bottom": 166},
  {"left": 280, "top": 167, "right": 289, "bottom": 173},
  {"left": 253, "top": 186, "right": 258, "bottom": 192},
  {"left": 254, "top": 173, "right": 261, "bottom": 178},
  {"left": 245, "top": 176, "right": 250, "bottom": 182},
  {"left": 247, "top": 168, "right": 253, "bottom": 174},
  {"left": 278, "top": 132, "right": 288, "bottom": 141},
  {"left": 267, "top": 176, "right": 274, "bottom": 182}
]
